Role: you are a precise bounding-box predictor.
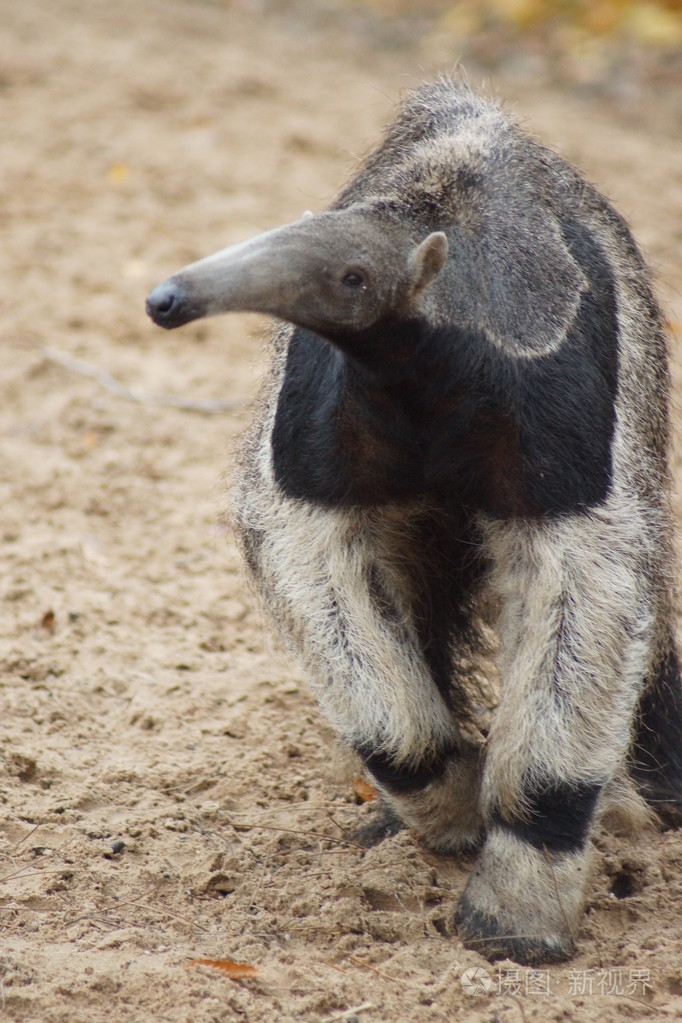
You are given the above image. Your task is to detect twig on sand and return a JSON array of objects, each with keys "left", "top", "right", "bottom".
[
  {"left": 40, "top": 346, "right": 243, "bottom": 414},
  {"left": 230, "top": 820, "right": 365, "bottom": 851},
  {"left": 322, "top": 1002, "right": 373, "bottom": 1023},
  {"left": 9, "top": 824, "right": 40, "bottom": 851},
  {"left": 347, "top": 956, "right": 404, "bottom": 984}
]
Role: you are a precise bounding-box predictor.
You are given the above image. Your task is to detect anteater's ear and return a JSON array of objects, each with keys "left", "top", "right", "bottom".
[{"left": 408, "top": 231, "right": 448, "bottom": 296}]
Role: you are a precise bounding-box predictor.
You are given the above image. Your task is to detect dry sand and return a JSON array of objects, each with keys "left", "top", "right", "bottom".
[{"left": 1, "top": 2, "right": 681, "bottom": 1020}]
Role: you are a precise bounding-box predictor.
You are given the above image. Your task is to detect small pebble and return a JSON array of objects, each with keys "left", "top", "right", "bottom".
[{"left": 104, "top": 838, "right": 126, "bottom": 857}]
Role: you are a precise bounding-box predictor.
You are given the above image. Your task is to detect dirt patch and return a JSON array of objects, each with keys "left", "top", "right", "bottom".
[{"left": 1, "top": 2, "right": 682, "bottom": 1021}]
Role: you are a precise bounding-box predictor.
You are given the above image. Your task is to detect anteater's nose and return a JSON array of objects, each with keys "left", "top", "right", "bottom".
[{"left": 146, "top": 278, "right": 189, "bottom": 329}]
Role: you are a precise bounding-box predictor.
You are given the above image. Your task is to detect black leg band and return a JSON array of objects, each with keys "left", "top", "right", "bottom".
[
  {"left": 491, "top": 779, "right": 602, "bottom": 853},
  {"left": 357, "top": 744, "right": 453, "bottom": 794}
]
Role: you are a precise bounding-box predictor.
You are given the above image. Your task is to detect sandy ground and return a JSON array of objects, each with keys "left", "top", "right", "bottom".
[{"left": 1, "top": 2, "right": 682, "bottom": 1021}]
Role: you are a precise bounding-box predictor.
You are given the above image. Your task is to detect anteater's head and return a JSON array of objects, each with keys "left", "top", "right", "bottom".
[{"left": 146, "top": 207, "right": 447, "bottom": 340}]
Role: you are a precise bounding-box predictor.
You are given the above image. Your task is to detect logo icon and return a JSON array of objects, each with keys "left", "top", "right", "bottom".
[{"left": 460, "top": 966, "right": 492, "bottom": 996}]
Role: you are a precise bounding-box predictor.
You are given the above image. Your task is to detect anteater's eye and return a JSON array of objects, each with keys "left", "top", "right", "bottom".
[{"left": 342, "top": 270, "right": 366, "bottom": 290}]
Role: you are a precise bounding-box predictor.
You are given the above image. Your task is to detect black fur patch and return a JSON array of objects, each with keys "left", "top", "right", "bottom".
[
  {"left": 271, "top": 219, "right": 618, "bottom": 519},
  {"left": 357, "top": 744, "right": 452, "bottom": 794},
  {"left": 492, "top": 779, "right": 602, "bottom": 853},
  {"left": 397, "top": 508, "right": 486, "bottom": 709},
  {"left": 630, "top": 637, "right": 682, "bottom": 827},
  {"left": 271, "top": 327, "right": 427, "bottom": 506}
]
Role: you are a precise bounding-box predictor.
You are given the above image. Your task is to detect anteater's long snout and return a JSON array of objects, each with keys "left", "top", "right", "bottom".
[
  {"left": 146, "top": 218, "right": 316, "bottom": 332},
  {"left": 146, "top": 278, "right": 197, "bottom": 330}
]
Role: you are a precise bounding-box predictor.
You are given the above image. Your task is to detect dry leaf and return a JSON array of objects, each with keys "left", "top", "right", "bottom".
[
  {"left": 40, "top": 610, "right": 56, "bottom": 633},
  {"left": 107, "top": 162, "right": 130, "bottom": 185},
  {"left": 82, "top": 431, "right": 99, "bottom": 450},
  {"left": 188, "top": 958, "right": 260, "bottom": 979},
  {"left": 354, "top": 777, "right": 379, "bottom": 803}
]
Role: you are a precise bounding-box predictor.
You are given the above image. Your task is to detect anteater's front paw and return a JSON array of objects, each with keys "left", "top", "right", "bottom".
[
  {"left": 454, "top": 891, "right": 576, "bottom": 965},
  {"left": 454, "top": 829, "right": 587, "bottom": 965}
]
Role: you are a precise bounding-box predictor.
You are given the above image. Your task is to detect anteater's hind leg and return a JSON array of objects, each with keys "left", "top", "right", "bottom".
[{"left": 630, "top": 630, "right": 682, "bottom": 828}]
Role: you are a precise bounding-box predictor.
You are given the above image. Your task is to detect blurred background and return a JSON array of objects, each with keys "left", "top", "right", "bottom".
[{"left": 250, "top": 0, "right": 682, "bottom": 107}]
